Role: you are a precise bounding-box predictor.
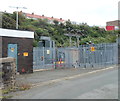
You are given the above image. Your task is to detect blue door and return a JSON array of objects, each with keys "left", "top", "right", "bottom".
[{"left": 8, "top": 44, "right": 18, "bottom": 71}]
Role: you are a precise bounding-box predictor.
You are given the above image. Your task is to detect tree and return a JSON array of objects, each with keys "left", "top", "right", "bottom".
[
  {"left": 53, "top": 20, "right": 59, "bottom": 25},
  {"left": 2, "top": 13, "right": 16, "bottom": 29},
  {"left": 2, "top": 12, "right": 118, "bottom": 47}
]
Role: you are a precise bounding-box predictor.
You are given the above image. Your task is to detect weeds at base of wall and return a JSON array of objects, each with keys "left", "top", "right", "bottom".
[
  {"left": 16, "top": 83, "right": 31, "bottom": 91},
  {"left": 0, "top": 95, "right": 13, "bottom": 99},
  {"left": 1, "top": 83, "right": 32, "bottom": 99}
]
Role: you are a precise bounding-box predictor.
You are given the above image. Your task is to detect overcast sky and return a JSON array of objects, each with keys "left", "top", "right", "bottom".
[{"left": 0, "top": 0, "right": 119, "bottom": 26}]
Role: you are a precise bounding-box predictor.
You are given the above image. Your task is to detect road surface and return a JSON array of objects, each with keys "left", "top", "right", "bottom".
[{"left": 10, "top": 67, "right": 118, "bottom": 99}]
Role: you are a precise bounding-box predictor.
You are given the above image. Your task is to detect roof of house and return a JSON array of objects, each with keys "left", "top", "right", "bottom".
[{"left": 24, "top": 13, "right": 65, "bottom": 22}]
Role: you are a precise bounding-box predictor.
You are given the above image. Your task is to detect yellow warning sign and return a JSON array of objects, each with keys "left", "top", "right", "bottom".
[
  {"left": 23, "top": 52, "right": 29, "bottom": 56},
  {"left": 11, "top": 48, "right": 14, "bottom": 52},
  {"left": 90, "top": 47, "right": 95, "bottom": 51}
]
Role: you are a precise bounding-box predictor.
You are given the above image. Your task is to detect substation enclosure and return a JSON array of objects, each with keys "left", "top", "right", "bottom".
[{"left": 0, "top": 28, "right": 34, "bottom": 74}]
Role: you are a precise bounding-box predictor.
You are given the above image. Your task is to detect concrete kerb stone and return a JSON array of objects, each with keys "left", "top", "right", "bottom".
[
  {"left": 32, "top": 64, "right": 118, "bottom": 73},
  {"left": 33, "top": 67, "right": 81, "bottom": 72},
  {"left": 33, "top": 68, "right": 54, "bottom": 72}
]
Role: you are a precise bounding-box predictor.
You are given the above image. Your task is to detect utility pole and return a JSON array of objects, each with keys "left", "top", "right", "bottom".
[
  {"left": 64, "top": 33, "right": 81, "bottom": 48},
  {"left": 76, "top": 36, "right": 80, "bottom": 48},
  {"left": 69, "top": 36, "right": 72, "bottom": 47},
  {"left": 0, "top": 12, "right": 2, "bottom": 28},
  {"left": 9, "top": 6, "right": 27, "bottom": 29},
  {"left": 64, "top": 33, "right": 74, "bottom": 47}
]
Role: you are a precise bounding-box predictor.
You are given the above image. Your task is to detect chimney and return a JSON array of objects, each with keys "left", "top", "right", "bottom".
[
  {"left": 32, "top": 12, "right": 34, "bottom": 15},
  {"left": 42, "top": 15, "right": 44, "bottom": 17},
  {"left": 68, "top": 19, "right": 70, "bottom": 21},
  {"left": 60, "top": 18, "right": 62, "bottom": 20}
]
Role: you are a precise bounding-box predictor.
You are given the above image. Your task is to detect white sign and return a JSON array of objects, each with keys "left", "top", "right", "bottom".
[{"left": 47, "top": 50, "right": 50, "bottom": 54}]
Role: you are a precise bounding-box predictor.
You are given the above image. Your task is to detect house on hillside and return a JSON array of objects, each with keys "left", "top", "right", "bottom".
[{"left": 20, "top": 12, "right": 65, "bottom": 24}]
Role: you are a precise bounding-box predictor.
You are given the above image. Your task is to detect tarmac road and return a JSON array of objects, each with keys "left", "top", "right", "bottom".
[{"left": 10, "top": 67, "right": 118, "bottom": 99}]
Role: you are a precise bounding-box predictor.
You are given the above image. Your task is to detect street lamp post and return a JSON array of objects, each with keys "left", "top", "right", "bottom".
[{"left": 9, "top": 6, "right": 27, "bottom": 29}]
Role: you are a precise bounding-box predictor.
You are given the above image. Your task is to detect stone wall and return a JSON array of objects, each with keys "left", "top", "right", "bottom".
[{"left": 0, "top": 57, "right": 16, "bottom": 90}]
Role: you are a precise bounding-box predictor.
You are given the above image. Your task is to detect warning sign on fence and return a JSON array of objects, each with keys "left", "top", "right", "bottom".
[{"left": 90, "top": 47, "right": 95, "bottom": 51}]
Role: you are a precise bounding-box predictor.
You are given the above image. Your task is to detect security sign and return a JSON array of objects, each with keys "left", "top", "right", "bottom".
[
  {"left": 11, "top": 48, "right": 14, "bottom": 52},
  {"left": 47, "top": 50, "right": 50, "bottom": 54},
  {"left": 23, "top": 52, "right": 29, "bottom": 56},
  {"left": 90, "top": 47, "right": 95, "bottom": 51}
]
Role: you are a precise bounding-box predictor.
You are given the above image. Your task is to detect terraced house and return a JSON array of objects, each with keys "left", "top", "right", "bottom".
[{"left": 21, "top": 11, "right": 65, "bottom": 24}]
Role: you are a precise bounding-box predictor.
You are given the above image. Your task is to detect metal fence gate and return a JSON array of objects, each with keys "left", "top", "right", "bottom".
[
  {"left": 56, "top": 48, "right": 79, "bottom": 68},
  {"left": 33, "top": 42, "right": 118, "bottom": 70}
]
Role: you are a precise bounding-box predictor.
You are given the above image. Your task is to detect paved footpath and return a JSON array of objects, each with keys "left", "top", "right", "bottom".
[{"left": 16, "top": 66, "right": 117, "bottom": 87}]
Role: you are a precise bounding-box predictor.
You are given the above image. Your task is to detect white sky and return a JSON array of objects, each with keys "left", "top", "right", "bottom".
[{"left": 0, "top": 0, "right": 119, "bottom": 26}]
